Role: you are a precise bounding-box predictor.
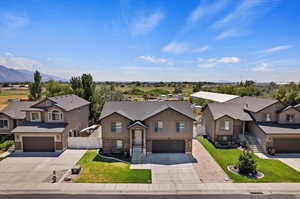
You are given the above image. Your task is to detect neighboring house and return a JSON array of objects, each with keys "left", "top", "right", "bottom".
[
  {"left": 11, "top": 94, "right": 90, "bottom": 152},
  {"left": 99, "top": 101, "right": 195, "bottom": 156},
  {"left": 203, "top": 96, "right": 300, "bottom": 153},
  {"left": 0, "top": 101, "right": 36, "bottom": 135}
]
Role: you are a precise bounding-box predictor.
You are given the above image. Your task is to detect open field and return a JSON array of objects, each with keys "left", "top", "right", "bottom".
[
  {"left": 0, "top": 89, "right": 29, "bottom": 109},
  {"left": 75, "top": 150, "right": 151, "bottom": 183},
  {"left": 196, "top": 136, "right": 300, "bottom": 183}
]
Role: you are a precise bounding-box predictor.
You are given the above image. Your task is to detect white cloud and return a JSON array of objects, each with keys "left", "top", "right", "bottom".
[
  {"left": 130, "top": 11, "right": 164, "bottom": 35},
  {"left": 138, "top": 56, "right": 170, "bottom": 64},
  {"left": 198, "top": 56, "right": 240, "bottom": 68},
  {"left": 201, "top": 57, "right": 241, "bottom": 63},
  {"left": 215, "top": 29, "right": 238, "bottom": 40},
  {"left": 193, "top": 46, "right": 209, "bottom": 53},
  {"left": 0, "top": 54, "right": 42, "bottom": 71},
  {"left": 188, "top": 0, "right": 228, "bottom": 24},
  {"left": 0, "top": 12, "right": 29, "bottom": 28},
  {"left": 162, "top": 42, "right": 188, "bottom": 54},
  {"left": 213, "top": 0, "right": 264, "bottom": 28},
  {"left": 260, "top": 45, "right": 293, "bottom": 53},
  {"left": 252, "top": 63, "right": 270, "bottom": 72}
]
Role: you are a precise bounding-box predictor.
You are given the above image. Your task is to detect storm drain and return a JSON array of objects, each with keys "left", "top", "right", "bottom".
[{"left": 250, "top": 191, "right": 264, "bottom": 195}]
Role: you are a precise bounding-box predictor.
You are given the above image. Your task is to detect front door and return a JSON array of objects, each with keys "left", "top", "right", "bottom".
[{"left": 134, "top": 130, "right": 142, "bottom": 146}]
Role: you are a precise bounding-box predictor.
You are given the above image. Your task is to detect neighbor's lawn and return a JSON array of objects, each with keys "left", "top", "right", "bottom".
[
  {"left": 196, "top": 136, "right": 300, "bottom": 183},
  {"left": 75, "top": 150, "right": 152, "bottom": 183}
]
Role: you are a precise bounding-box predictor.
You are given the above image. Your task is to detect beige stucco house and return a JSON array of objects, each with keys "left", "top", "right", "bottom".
[
  {"left": 203, "top": 96, "right": 300, "bottom": 153},
  {"left": 99, "top": 101, "right": 195, "bottom": 156},
  {"left": 7, "top": 94, "right": 90, "bottom": 152}
]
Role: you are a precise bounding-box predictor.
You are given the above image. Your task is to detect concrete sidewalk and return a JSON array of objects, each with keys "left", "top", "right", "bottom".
[{"left": 1, "top": 183, "right": 300, "bottom": 195}]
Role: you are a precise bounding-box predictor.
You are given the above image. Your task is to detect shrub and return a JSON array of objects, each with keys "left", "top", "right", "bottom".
[
  {"left": 236, "top": 150, "right": 257, "bottom": 175},
  {"left": 0, "top": 140, "right": 14, "bottom": 151}
]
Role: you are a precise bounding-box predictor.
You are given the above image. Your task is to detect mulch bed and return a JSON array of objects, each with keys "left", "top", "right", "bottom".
[{"left": 227, "top": 165, "right": 264, "bottom": 179}]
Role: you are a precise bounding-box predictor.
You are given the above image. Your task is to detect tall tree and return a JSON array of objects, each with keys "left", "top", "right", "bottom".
[
  {"left": 44, "top": 80, "right": 72, "bottom": 97},
  {"left": 28, "top": 70, "right": 42, "bottom": 101},
  {"left": 70, "top": 76, "right": 83, "bottom": 97},
  {"left": 81, "top": 74, "right": 95, "bottom": 101}
]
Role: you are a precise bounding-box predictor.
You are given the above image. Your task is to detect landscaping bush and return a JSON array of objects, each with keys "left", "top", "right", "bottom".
[
  {"left": 236, "top": 150, "right": 257, "bottom": 175},
  {"left": 0, "top": 140, "right": 14, "bottom": 151}
]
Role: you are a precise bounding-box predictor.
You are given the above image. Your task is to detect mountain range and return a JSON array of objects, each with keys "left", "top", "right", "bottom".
[{"left": 0, "top": 65, "right": 67, "bottom": 82}]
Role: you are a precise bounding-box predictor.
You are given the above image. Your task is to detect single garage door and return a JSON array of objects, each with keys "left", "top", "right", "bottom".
[
  {"left": 152, "top": 140, "right": 185, "bottom": 153},
  {"left": 23, "top": 137, "right": 55, "bottom": 152},
  {"left": 274, "top": 138, "right": 300, "bottom": 153}
]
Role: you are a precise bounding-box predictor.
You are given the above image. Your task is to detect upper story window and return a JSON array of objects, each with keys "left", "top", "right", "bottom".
[
  {"left": 286, "top": 114, "right": 295, "bottom": 122},
  {"left": 220, "top": 120, "right": 230, "bottom": 131},
  {"left": 0, "top": 119, "right": 8, "bottom": 129},
  {"left": 265, "top": 113, "right": 272, "bottom": 122},
  {"left": 176, "top": 121, "right": 185, "bottom": 133},
  {"left": 111, "top": 121, "right": 122, "bottom": 133},
  {"left": 155, "top": 120, "right": 163, "bottom": 132},
  {"left": 48, "top": 110, "right": 63, "bottom": 121},
  {"left": 30, "top": 112, "right": 41, "bottom": 122}
]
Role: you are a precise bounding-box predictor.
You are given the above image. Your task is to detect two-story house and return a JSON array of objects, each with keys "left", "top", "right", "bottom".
[
  {"left": 11, "top": 94, "right": 90, "bottom": 152},
  {"left": 0, "top": 101, "right": 36, "bottom": 135},
  {"left": 99, "top": 101, "right": 195, "bottom": 156},
  {"left": 203, "top": 96, "right": 300, "bottom": 153}
]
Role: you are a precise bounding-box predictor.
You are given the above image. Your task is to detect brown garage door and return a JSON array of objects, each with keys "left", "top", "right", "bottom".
[
  {"left": 152, "top": 140, "right": 185, "bottom": 153},
  {"left": 274, "top": 138, "right": 300, "bottom": 153},
  {"left": 23, "top": 137, "right": 55, "bottom": 152}
]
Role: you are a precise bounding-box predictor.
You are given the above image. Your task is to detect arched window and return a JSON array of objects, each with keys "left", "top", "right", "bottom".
[{"left": 49, "top": 110, "right": 63, "bottom": 121}]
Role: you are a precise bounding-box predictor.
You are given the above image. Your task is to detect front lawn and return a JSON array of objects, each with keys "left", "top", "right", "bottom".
[
  {"left": 196, "top": 136, "right": 300, "bottom": 183},
  {"left": 75, "top": 150, "right": 151, "bottom": 183}
]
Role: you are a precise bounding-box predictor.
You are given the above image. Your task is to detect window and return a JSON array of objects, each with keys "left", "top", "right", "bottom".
[
  {"left": 265, "top": 113, "right": 272, "bottom": 122},
  {"left": 176, "top": 121, "right": 185, "bottom": 133},
  {"left": 49, "top": 110, "right": 63, "bottom": 121},
  {"left": 220, "top": 136, "right": 229, "bottom": 142},
  {"left": 30, "top": 112, "right": 40, "bottom": 121},
  {"left": 0, "top": 119, "right": 8, "bottom": 129},
  {"left": 111, "top": 122, "right": 122, "bottom": 133},
  {"left": 112, "top": 140, "right": 123, "bottom": 149},
  {"left": 155, "top": 121, "right": 163, "bottom": 132},
  {"left": 220, "top": 120, "right": 230, "bottom": 131},
  {"left": 286, "top": 114, "right": 295, "bottom": 122}
]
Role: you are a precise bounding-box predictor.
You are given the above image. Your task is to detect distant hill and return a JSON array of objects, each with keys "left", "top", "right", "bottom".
[{"left": 0, "top": 65, "right": 67, "bottom": 82}]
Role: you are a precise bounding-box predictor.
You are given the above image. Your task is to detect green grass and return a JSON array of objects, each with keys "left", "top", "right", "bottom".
[
  {"left": 75, "top": 150, "right": 152, "bottom": 183},
  {"left": 196, "top": 136, "right": 300, "bottom": 183}
]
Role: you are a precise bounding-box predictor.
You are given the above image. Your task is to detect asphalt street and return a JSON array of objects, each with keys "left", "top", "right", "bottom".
[{"left": 1, "top": 194, "right": 300, "bottom": 199}]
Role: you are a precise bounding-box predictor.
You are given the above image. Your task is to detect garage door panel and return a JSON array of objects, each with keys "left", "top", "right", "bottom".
[
  {"left": 274, "top": 138, "right": 300, "bottom": 153},
  {"left": 152, "top": 140, "right": 185, "bottom": 153},
  {"left": 23, "top": 137, "right": 55, "bottom": 152}
]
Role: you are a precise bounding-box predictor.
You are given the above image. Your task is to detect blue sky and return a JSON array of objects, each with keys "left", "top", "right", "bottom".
[{"left": 0, "top": 0, "right": 299, "bottom": 82}]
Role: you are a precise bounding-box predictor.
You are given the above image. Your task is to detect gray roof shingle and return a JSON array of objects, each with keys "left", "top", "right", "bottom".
[
  {"left": 226, "top": 96, "right": 278, "bottom": 113},
  {"left": 47, "top": 94, "right": 90, "bottom": 111},
  {"left": 99, "top": 101, "right": 195, "bottom": 121},
  {"left": 257, "top": 122, "right": 300, "bottom": 135},
  {"left": 11, "top": 122, "right": 67, "bottom": 133},
  {"left": 207, "top": 102, "right": 252, "bottom": 121},
  {"left": 1, "top": 101, "right": 36, "bottom": 119}
]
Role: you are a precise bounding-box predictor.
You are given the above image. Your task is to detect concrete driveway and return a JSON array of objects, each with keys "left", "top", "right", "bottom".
[
  {"left": 0, "top": 149, "right": 86, "bottom": 184},
  {"left": 131, "top": 153, "right": 201, "bottom": 184},
  {"left": 275, "top": 153, "right": 300, "bottom": 172}
]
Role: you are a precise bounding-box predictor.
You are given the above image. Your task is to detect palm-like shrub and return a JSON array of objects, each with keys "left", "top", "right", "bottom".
[{"left": 236, "top": 150, "right": 257, "bottom": 175}]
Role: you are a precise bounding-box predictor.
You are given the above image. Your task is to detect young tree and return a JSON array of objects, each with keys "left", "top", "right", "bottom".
[
  {"left": 28, "top": 70, "right": 42, "bottom": 101},
  {"left": 236, "top": 150, "right": 257, "bottom": 175}
]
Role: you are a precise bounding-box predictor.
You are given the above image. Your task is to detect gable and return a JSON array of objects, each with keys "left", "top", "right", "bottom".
[{"left": 32, "top": 99, "right": 54, "bottom": 108}]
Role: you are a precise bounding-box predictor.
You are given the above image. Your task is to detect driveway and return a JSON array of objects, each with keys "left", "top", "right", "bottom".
[
  {"left": 131, "top": 153, "right": 201, "bottom": 184},
  {"left": 274, "top": 153, "right": 300, "bottom": 172},
  {"left": 0, "top": 149, "right": 86, "bottom": 184},
  {"left": 192, "top": 139, "right": 229, "bottom": 183}
]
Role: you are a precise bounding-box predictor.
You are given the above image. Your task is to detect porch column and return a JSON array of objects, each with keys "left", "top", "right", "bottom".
[
  {"left": 129, "top": 129, "right": 132, "bottom": 156},
  {"left": 143, "top": 129, "right": 146, "bottom": 155},
  {"left": 242, "top": 121, "right": 245, "bottom": 136}
]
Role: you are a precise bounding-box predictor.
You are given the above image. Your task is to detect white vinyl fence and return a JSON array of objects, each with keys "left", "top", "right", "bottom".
[{"left": 68, "top": 137, "right": 102, "bottom": 149}]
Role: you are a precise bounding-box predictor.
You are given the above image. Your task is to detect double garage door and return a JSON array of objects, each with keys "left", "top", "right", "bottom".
[
  {"left": 152, "top": 140, "right": 185, "bottom": 153},
  {"left": 273, "top": 138, "right": 300, "bottom": 153},
  {"left": 23, "top": 137, "right": 55, "bottom": 152}
]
